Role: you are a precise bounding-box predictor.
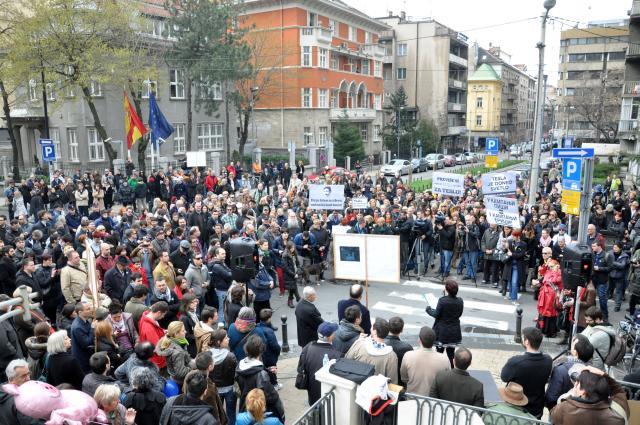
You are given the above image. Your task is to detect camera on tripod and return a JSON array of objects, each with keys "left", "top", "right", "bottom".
[{"left": 434, "top": 212, "right": 446, "bottom": 226}]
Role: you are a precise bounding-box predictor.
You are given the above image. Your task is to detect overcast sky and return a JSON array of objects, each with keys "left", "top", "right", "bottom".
[{"left": 344, "top": 0, "right": 632, "bottom": 85}]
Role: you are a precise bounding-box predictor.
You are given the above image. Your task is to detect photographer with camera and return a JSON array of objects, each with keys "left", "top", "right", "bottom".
[
  {"left": 461, "top": 214, "right": 481, "bottom": 284},
  {"left": 413, "top": 211, "right": 434, "bottom": 276},
  {"left": 395, "top": 209, "right": 414, "bottom": 275},
  {"left": 436, "top": 214, "right": 456, "bottom": 278}
]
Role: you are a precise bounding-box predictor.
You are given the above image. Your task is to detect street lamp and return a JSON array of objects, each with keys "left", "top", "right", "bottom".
[{"left": 528, "top": 0, "right": 556, "bottom": 204}]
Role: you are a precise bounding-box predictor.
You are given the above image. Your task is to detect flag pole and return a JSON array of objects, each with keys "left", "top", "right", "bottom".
[{"left": 150, "top": 129, "right": 154, "bottom": 172}]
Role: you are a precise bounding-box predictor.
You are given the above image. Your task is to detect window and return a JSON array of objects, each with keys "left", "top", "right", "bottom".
[
  {"left": 46, "top": 83, "right": 56, "bottom": 101},
  {"left": 302, "top": 46, "right": 312, "bottom": 67},
  {"left": 330, "top": 54, "right": 338, "bottom": 70},
  {"left": 173, "top": 123, "right": 186, "bottom": 154},
  {"left": 589, "top": 70, "right": 601, "bottom": 80},
  {"left": 476, "top": 115, "right": 482, "bottom": 126},
  {"left": 397, "top": 43, "right": 408, "bottom": 56},
  {"left": 359, "top": 123, "right": 368, "bottom": 141},
  {"left": 308, "top": 12, "right": 316, "bottom": 27},
  {"left": 301, "top": 88, "right": 312, "bottom": 108},
  {"left": 565, "top": 88, "right": 576, "bottom": 96},
  {"left": 318, "top": 88, "right": 328, "bottom": 108},
  {"left": 151, "top": 19, "right": 164, "bottom": 38},
  {"left": 89, "top": 80, "right": 102, "bottom": 97},
  {"left": 67, "top": 128, "right": 79, "bottom": 162},
  {"left": 567, "top": 71, "right": 584, "bottom": 80},
  {"left": 608, "top": 51, "right": 626, "bottom": 61},
  {"left": 374, "top": 94, "right": 382, "bottom": 110},
  {"left": 142, "top": 81, "right": 157, "bottom": 99},
  {"left": 559, "top": 54, "right": 563, "bottom": 63},
  {"left": 329, "top": 19, "right": 337, "bottom": 37},
  {"left": 211, "top": 82, "right": 222, "bottom": 100},
  {"left": 318, "top": 126, "right": 328, "bottom": 146},
  {"left": 374, "top": 61, "right": 381, "bottom": 77},
  {"left": 568, "top": 53, "right": 585, "bottom": 62},
  {"left": 362, "top": 59, "right": 369, "bottom": 75},
  {"left": 196, "top": 123, "right": 223, "bottom": 150},
  {"left": 365, "top": 31, "right": 372, "bottom": 44},
  {"left": 50, "top": 128, "right": 61, "bottom": 160},
  {"left": 348, "top": 26, "right": 356, "bottom": 41},
  {"left": 397, "top": 67, "right": 407, "bottom": 80},
  {"left": 330, "top": 89, "right": 338, "bottom": 108},
  {"left": 64, "top": 83, "right": 76, "bottom": 98},
  {"left": 374, "top": 124, "right": 381, "bottom": 142},
  {"left": 476, "top": 97, "right": 483, "bottom": 108},
  {"left": 318, "top": 48, "right": 328, "bottom": 68},
  {"left": 28, "top": 79, "right": 38, "bottom": 101},
  {"left": 87, "top": 127, "right": 105, "bottom": 161},
  {"left": 585, "top": 53, "right": 603, "bottom": 61},
  {"left": 169, "top": 69, "right": 185, "bottom": 99},
  {"left": 198, "top": 77, "right": 222, "bottom": 100},
  {"left": 303, "top": 127, "right": 313, "bottom": 145}
]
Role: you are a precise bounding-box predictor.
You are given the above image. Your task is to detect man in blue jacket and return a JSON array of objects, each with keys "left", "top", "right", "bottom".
[
  {"left": 71, "top": 301, "right": 95, "bottom": 372},
  {"left": 337, "top": 284, "right": 371, "bottom": 334},
  {"left": 257, "top": 309, "right": 282, "bottom": 388}
]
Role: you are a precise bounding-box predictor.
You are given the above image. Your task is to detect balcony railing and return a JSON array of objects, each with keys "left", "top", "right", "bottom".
[
  {"left": 447, "top": 102, "right": 466, "bottom": 112},
  {"left": 363, "top": 44, "right": 386, "bottom": 57},
  {"left": 329, "top": 108, "right": 377, "bottom": 120},
  {"left": 448, "top": 126, "right": 467, "bottom": 135},
  {"left": 300, "top": 26, "right": 333, "bottom": 44},
  {"left": 619, "top": 119, "right": 639, "bottom": 132},
  {"left": 623, "top": 81, "right": 640, "bottom": 96},
  {"left": 379, "top": 29, "right": 394, "bottom": 40},
  {"left": 628, "top": 43, "right": 640, "bottom": 58},
  {"left": 448, "top": 78, "right": 467, "bottom": 90},
  {"left": 631, "top": 0, "right": 640, "bottom": 18},
  {"left": 449, "top": 52, "right": 468, "bottom": 68}
]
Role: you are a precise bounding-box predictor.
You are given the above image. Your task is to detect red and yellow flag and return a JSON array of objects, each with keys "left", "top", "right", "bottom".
[{"left": 124, "top": 92, "right": 147, "bottom": 149}]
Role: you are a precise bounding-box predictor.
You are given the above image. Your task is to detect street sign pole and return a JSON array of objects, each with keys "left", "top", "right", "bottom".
[{"left": 577, "top": 158, "right": 594, "bottom": 244}]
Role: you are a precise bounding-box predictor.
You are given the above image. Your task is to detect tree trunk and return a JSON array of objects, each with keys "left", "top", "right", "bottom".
[
  {"left": 238, "top": 107, "right": 250, "bottom": 161},
  {"left": 0, "top": 80, "right": 20, "bottom": 181},
  {"left": 128, "top": 85, "right": 149, "bottom": 173},
  {"left": 80, "top": 85, "right": 117, "bottom": 170},
  {"left": 224, "top": 82, "right": 231, "bottom": 166},
  {"left": 185, "top": 76, "right": 193, "bottom": 152}
]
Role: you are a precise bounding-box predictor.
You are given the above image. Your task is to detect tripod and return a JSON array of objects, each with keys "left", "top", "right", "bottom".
[{"left": 402, "top": 236, "right": 423, "bottom": 279}]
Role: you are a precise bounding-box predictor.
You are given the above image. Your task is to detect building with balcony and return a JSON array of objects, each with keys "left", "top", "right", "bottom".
[
  {"left": 3, "top": 0, "right": 232, "bottom": 173},
  {"left": 620, "top": 1, "right": 640, "bottom": 179},
  {"left": 472, "top": 45, "right": 537, "bottom": 146},
  {"left": 239, "top": 0, "right": 387, "bottom": 157},
  {"left": 465, "top": 64, "right": 503, "bottom": 145},
  {"left": 376, "top": 12, "right": 469, "bottom": 153},
  {"left": 558, "top": 20, "right": 627, "bottom": 143}
]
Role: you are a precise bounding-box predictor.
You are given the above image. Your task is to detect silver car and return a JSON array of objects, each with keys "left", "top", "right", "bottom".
[
  {"left": 381, "top": 159, "right": 411, "bottom": 176},
  {"left": 425, "top": 154, "right": 445, "bottom": 169},
  {"left": 454, "top": 153, "right": 467, "bottom": 165},
  {"left": 411, "top": 158, "right": 428, "bottom": 173}
]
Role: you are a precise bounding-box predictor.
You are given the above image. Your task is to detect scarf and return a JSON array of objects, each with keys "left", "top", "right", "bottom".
[
  {"left": 171, "top": 337, "right": 189, "bottom": 346},
  {"left": 539, "top": 235, "right": 553, "bottom": 248},
  {"left": 234, "top": 317, "right": 256, "bottom": 334},
  {"left": 154, "top": 286, "right": 171, "bottom": 301}
]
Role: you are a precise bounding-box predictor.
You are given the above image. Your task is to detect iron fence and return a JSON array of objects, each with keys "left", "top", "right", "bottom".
[
  {"left": 292, "top": 389, "right": 336, "bottom": 425},
  {"left": 620, "top": 380, "right": 640, "bottom": 400},
  {"left": 0, "top": 286, "right": 40, "bottom": 324}
]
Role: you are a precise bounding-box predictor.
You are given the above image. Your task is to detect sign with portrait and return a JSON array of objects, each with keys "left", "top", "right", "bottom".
[{"left": 309, "top": 184, "right": 345, "bottom": 210}]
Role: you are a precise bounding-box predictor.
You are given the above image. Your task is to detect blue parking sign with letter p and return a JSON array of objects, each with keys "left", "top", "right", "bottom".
[
  {"left": 486, "top": 138, "right": 499, "bottom": 154},
  {"left": 42, "top": 144, "right": 56, "bottom": 162},
  {"left": 562, "top": 158, "right": 582, "bottom": 191}
]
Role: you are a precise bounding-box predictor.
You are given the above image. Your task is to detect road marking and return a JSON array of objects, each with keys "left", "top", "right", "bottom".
[
  {"left": 403, "top": 279, "right": 504, "bottom": 297},
  {"left": 388, "top": 291, "right": 516, "bottom": 314},
  {"left": 371, "top": 301, "right": 510, "bottom": 331}
]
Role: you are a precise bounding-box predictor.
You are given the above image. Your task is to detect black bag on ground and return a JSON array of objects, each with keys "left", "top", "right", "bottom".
[{"left": 329, "top": 358, "right": 375, "bottom": 385}]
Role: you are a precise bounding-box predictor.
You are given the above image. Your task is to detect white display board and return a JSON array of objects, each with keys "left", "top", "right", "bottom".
[
  {"left": 351, "top": 197, "right": 368, "bottom": 209},
  {"left": 485, "top": 196, "right": 521, "bottom": 228},
  {"left": 432, "top": 172, "right": 465, "bottom": 197},
  {"left": 331, "top": 225, "right": 351, "bottom": 235},
  {"left": 309, "top": 184, "right": 345, "bottom": 210},
  {"left": 333, "top": 234, "right": 400, "bottom": 283},
  {"left": 482, "top": 172, "right": 516, "bottom": 196},
  {"left": 186, "top": 151, "right": 206, "bottom": 167}
]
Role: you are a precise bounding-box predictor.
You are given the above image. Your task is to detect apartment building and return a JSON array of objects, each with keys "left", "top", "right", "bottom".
[
  {"left": 473, "top": 45, "right": 536, "bottom": 146},
  {"left": 376, "top": 12, "right": 469, "bottom": 153},
  {"left": 557, "top": 20, "right": 628, "bottom": 143},
  {"left": 4, "top": 0, "right": 231, "bottom": 174},
  {"left": 465, "top": 64, "right": 503, "bottom": 145},
  {"left": 239, "top": 0, "right": 387, "bottom": 157}
]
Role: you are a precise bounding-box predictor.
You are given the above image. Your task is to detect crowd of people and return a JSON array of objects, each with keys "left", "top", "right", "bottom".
[{"left": 0, "top": 157, "right": 637, "bottom": 424}]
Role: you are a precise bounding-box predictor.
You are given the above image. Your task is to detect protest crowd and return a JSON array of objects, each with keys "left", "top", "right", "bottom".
[{"left": 0, "top": 158, "right": 638, "bottom": 424}]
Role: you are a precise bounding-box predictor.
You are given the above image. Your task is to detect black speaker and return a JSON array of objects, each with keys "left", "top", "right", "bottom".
[
  {"left": 229, "top": 237, "right": 258, "bottom": 282},
  {"left": 561, "top": 244, "right": 592, "bottom": 291}
]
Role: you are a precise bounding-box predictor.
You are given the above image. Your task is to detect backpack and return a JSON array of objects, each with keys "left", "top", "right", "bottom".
[{"left": 595, "top": 328, "right": 627, "bottom": 367}]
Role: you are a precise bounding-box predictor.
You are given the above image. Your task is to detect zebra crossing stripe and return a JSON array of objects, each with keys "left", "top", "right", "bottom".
[
  {"left": 388, "top": 291, "right": 516, "bottom": 314},
  {"left": 402, "top": 279, "right": 505, "bottom": 297}
]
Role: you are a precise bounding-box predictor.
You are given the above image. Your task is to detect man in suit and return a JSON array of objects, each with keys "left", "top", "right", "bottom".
[
  {"left": 430, "top": 347, "right": 484, "bottom": 407},
  {"left": 71, "top": 301, "right": 95, "bottom": 373},
  {"left": 295, "top": 286, "right": 324, "bottom": 348},
  {"left": 337, "top": 284, "right": 371, "bottom": 334}
]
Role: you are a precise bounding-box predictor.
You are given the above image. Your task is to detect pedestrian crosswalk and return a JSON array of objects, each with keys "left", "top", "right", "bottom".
[{"left": 369, "top": 278, "right": 517, "bottom": 334}]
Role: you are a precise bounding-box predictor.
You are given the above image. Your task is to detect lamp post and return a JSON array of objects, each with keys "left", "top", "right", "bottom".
[{"left": 527, "top": 0, "right": 556, "bottom": 204}]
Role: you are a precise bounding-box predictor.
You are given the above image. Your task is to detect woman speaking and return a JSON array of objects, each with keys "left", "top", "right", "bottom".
[{"left": 426, "top": 279, "right": 463, "bottom": 366}]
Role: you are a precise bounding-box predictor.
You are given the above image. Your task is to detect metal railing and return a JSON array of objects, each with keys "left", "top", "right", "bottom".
[
  {"left": 396, "top": 393, "right": 549, "bottom": 425},
  {"left": 293, "top": 389, "right": 336, "bottom": 425},
  {"left": 620, "top": 379, "right": 640, "bottom": 400},
  {"left": 0, "top": 286, "right": 40, "bottom": 324}
]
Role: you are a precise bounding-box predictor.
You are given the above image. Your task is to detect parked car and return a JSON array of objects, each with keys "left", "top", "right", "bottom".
[
  {"left": 381, "top": 159, "right": 411, "bottom": 176},
  {"left": 463, "top": 152, "right": 478, "bottom": 163},
  {"left": 424, "top": 153, "right": 445, "bottom": 170},
  {"left": 454, "top": 153, "right": 467, "bottom": 165},
  {"left": 524, "top": 142, "right": 533, "bottom": 153},
  {"left": 443, "top": 155, "right": 456, "bottom": 167},
  {"left": 411, "top": 158, "right": 428, "bottom": 173},
  {"left": 510, "top": 144, "right": 524, "bottom": 156}
]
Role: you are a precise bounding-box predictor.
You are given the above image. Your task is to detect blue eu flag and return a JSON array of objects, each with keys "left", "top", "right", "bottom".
[{"left": 149, "top": 92, "right": 174, "bottom": 149}]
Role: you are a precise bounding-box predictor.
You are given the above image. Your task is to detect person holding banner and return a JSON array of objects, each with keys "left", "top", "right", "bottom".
[{"left": 501, "top": 230, "right": 527, "bottom": 305}]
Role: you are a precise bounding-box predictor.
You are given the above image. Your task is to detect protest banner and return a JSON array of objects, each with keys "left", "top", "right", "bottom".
[
  {"left": 351, "top": 197, "right": 368, "bottom": 209},
  {"left": 432, "top": 172, "right": 465, "bottom": 197},
  {"left": 482, "top": 172, "right": 516, "bottom": 196},
  {"left": 309, "top": 184, "right": 345, "bottom": 210},
  {"left": 485, "top": 196, "right": 521, "bottom": 228}
]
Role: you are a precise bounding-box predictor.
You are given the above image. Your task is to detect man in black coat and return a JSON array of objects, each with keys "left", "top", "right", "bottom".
[
  {"left": 436, "top": 217, "right": 456, "bottom": 277},
  {"left": 149, "top": 277, "right": 180, "bottom": 329},
  {"left": 170, "top": 240, "right": 192, "bottom": 276},
  {"left": 337, "top": 284, "right": 371, "bottom": 334},
  {"left": 295, "top": 286, "right": 324, "bottom": 348},
  {"left": 384, "top": 316, "right": 413, "bottom": 386},
  {"left": 430, "top": 347, "right": 484, "bottom": 407},
  {"left": 103, "top": 256, "right": 132, "bottom": 304},
  {"left": 297, "top": 322, "right": 342, "bottom": 404},
  {"left": 500, "top": 327, "right": 552, "bottom": 419}
]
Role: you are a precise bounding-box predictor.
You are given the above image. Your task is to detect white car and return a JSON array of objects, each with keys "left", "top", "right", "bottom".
[
  {"left": 463, "top": 152, "right": 478, "bottom": 163},
  {"left": 425, "top": 154, "right": 445, "bottom": 169},
  {"left": 381, "top": 159, "right": 411, "bottom": 176}
]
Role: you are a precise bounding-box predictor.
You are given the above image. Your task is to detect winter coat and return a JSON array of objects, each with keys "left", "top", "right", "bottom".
[
  {"left": 235, "top": 412, "right": 282, "bottom": 425},
  {"left": 282, "top": 254, "right": 299, "bottom": 290},
  {"left": 234, "top": 358, "right": 285, "bottom": 422},
  {"left": 103, "top": 266, "right": 131, "bottom": 303},
  {"left": 298, "top": 341, "right": 342, "bottom": 404},
  {"left": 47, "top": 351, "right": 85, "bottom": 390},
  {"left": 159, "top": 393, "right": 219, "bottom": 425},
  {"left": 537, "top": 268, "right": 562, "bottom": 318},
  {"left": 609, "top": 250, "right": 629, "bottom": 280},
  {"left": 209, "top": 347, "right": 237, "bottom": 389},
  {"left": 426, "top": 295, "right": 463, "bottom": 344},
  {"left": 345, "top": 337, "right": 398, "bottom": 384},
  {"left": 248, "top": 266, "right": 272, "bottom": 303},
  {"left": 60, "top": 263, "right": 88, "bottom": 304},
  {"left": 118, "top": 184, "right": 134, "bottom": 205},
  {"left": 583, "top": 324, "right": 616, "bottom": 371},
  {"left": 123, "top": 388, "right": 166, "bottom": 425},
  {"left": 81, "top": 372, "right": 119, "bottom": 397},
  {"left": 545, "top": 356, "right": 585, "bottom": 410},
  {"left": 185, "top": 263, "right": 208, "bottom": 299},
  {"left": 481, "top": 228, "right": 501, "bottom": 253},
  {"left": 25, "top": 336, "right": 47, "bottom": 379},
  {"left": 194, "top": 321, "right": 215, "bottom": 354},
  {"left": 295, "top": 299, "right": 323, "bottom": 348},
  {"left": 210, "top": 260, "right": 234, "bottom": 292},
  {"left": 228, "top": 325, "right": 267, "bottom": 361},
  {"left": 550, "top": 391, "right": 628, "bottom": 425},
  {"left": 156, "top": 339, "right": 192, "bottom": 385},
  {"left": 256, "top": 323, "right": 281, "bottom": 367},
  {"left": 332, "top": 320, "right": 363, "bottom": 355},
  {"left": 134, "top": 182, "right": 147, "bottom": 199},
  {"left": 114, "top": 354, "right": 165, "bottom": 393},
  {"left": 179, "top": 312, "right": 198, "bottom": 359},
  {"left": 337, "top": 299, "right": 371, "bottom": 335},
  {"left": 138, "top": 312, "right": 168, "bottom": 369}
]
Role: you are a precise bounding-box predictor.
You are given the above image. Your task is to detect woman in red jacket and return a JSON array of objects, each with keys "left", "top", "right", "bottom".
[{"left": 536, "top": 259, "right": 563, "bottom": 338}]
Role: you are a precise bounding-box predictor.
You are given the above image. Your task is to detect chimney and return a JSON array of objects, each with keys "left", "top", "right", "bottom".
[{"left": 400, "top": 11, "right": 406, "bottom": 21}]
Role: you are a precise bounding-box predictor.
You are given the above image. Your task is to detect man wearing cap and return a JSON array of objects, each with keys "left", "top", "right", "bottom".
[
  {"left": 103, "top": 256, "right": 132, "bottom": 303},
  {"left": 153, "top": 251, "right": 177, "bottom": 290},
  {"left": 170, "top": 240, "right": 191, "bottom": 276},
  {"left": 484, "top": 382, "right": 537, "bottom": 424},
  {"left": 297, "top": 322, "right": 342, "bottom": 405},
  {"left": 151, "top": 228, "right": 170, "bottom": 256}
]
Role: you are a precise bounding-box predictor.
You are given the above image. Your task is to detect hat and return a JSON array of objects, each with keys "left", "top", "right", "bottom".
[
  {"left": 317, "top": 322, "right": 338, "bottom": 337},
  {"left": 498, "top": 382, "right": 528, "bottom": 406},
  {"left": 116, "top": 255, "right": 129, "bottom": 265},
  {"left": 180, "top": 240, "right": 191, "bottom": 250},
  {"left": 559, "top": 224, "right": 567, "bottom": 231}
]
